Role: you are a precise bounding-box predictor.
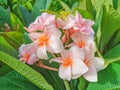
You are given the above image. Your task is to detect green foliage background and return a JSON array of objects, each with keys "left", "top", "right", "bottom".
[{"left": 0, "top": 0, "right": 120, "bottom": 90}]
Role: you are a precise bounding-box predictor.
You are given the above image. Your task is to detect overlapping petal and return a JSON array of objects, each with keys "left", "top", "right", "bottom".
[{"left": 19, "top": 44, "right": 39, "bottom": 65}]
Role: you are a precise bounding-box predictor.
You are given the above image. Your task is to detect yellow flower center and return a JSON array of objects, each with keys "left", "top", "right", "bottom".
[
  {"left": 77, "top": 40, "right": 85, "bottom": 48},
  {"left": 38, "top": 34, "right": 49, "bottom": 46},
  {"left": 84, "top": 58, "right": 90, "bottom": 67},
  {"left": 60, "top": 11, "right": 69, "bottom": 20},
  {"left": 24, "top": 54, "right": 30, "bottom": 62},
  {"left": 63, "top": 57, "right": 73, "bottom": 67}
]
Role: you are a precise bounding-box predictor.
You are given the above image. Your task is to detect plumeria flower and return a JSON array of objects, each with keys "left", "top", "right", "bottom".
[
  {"left": 73, "top": 11, "right": 94, "bottom": 35},
  {"left": 50, "top": 46, "right": 88, "bottom": 81},
  {"left": 19, "top": 44, "right": 39, "bottom": 65},
  {"left": 29, "top": 26, "right": 64, "bottom": 60},
  {"left": 25, "top": 13, "right": 56, "bottom": 32},
  {"left": 70, "top": 32, "right": 94, "bottom": 49},
  {"left": 57, "top": 11, "right": 94, "bottom": 35},
  {"left": 82, "top": 44, "right": 104, "bottom": 82}
]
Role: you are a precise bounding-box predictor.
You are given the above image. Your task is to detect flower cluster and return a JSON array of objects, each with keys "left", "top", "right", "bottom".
[{"left": 19, "top": 11, "right": 104, "bottom": 82}]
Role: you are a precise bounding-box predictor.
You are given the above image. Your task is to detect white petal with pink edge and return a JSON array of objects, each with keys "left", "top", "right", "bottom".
[
  {"left": 45, "top": 25, "right": 61, "bottom": 38},
  {"left": 59, "top": 65, "right": 71, "bottom": 81},
  {"left": 47, "top": 36, "right": 64, "bottom": 53},
  {"left": 83, "top": 66, "right": 97, "bottom": 82},
  {"left": 37, "top": 45, "right": 48, "bottom": 60},
  {"left": 71, "top": 59, "right": 88, "bottom": 79},
  {"left": 28, "top": 32, "right": 43, "bottom": 41},
  {"left": 91, "top": 57, "right": 104, "bottom": 71},
  {"left": 49, "top": 57, "right": 64, "bottom": 63},
  {"left": 27, "top": 54, "right": 39, "bottom": 65},
  {"left": 70, "top": 46, "right": 85, "bottom": 60}
]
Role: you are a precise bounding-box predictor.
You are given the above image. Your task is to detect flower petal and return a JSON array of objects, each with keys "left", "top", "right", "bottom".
[
  {"left": 71, "top": 59, "right": 88, "bottom": 79},
  {"left": 28, "top": 32, "right": 43, "bottom": 41},
  {"left": 91, "top": 57, "right": 105, "bottom": 71},
  {"left": 27, "top": 54, "right": 39, "bottom": 65},
  {"left": 59, "top": 65, "right": 71, "bottom": 81},
  {"left": 45, "top": 25, "right": 61, "bottom": 38},
  {"left": 60, "top": 50, "right": 69, "bottom": 60},
  {"left": 19, "top": 44, "right": 26, "bottom": 55},
  {"left": 83, "top": 19, "right": 94, "bottom": 27},
  {"left": 44, "top": 14, "right": 55, "bottom": 25},
  {"left": 49, "top": 57, "right": 64, "bottom": 63},
  {"left": 37, "top": 45, "right": 48, "bottom": 60},
  {"left": 83, "top": 66, "right": 97, "bottom": 82},
  {"left": 70, "top": 46, "right": 85, "bottom": 60},
  {"left": 47, "top": 36, "right": 64, "bottom": 53},
  {"left": 76, "top": 11, "right": 83, "bottom": 23},
  {"left": 63, "top": 15, "right": 75, "bottom": 29},
  {"left": 57, "top": 18, "right": 66, "bottom": 28},
  {"left": 81, "top": 27, "right": 94, "bottom": 35}
]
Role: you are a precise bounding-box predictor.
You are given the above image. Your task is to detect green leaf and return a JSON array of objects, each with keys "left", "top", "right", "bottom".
[
  {"left": 0, "top": 64, "right": 12, "bottom": 76},
  {"left": 0, "top": 36, "right": 18, "bottom": 58},
  {"left": 117, "top": 0, "right": 120, "bottom": 13},
  {"left": 77, "top": 9, "right": 94, "bottom": 20},
  {"left": 86, "top": 0, "right": 94, "bottom": 17},
  {"left": 10, "top": 13, "right": 25, "bottom": 33},
  {"left": 91, "top": 0, "right": 113, "bottom": 11},
  {"left": 33, "top": 60, "right": 65, "bottom": 90},
  {"left": 31, "top": 0, "right": 52, "bottom": 20},
  {"left": 0, "top": 6, "right": 12, "bottom": 29},
  {"left": 109, "top": 29, "right": 120, "bottom": 47},
  {"left": 23, "top": 32, "right": 32, "bottom": 44},
  {"left": 58, "top": 0, "right": 71, "bottom": 12},
  {"left": 1, "top": 31, "right": 24, "bottom": 50},
  {"left": 87, "top": 62, "right": 120, "bottom": 90},
  {"left": 78, "top": 0, "right": 86, "bottom": 10},
  {"left": 112, "top": 0, "right": 118, "bottom": 10},
  {"left": 18, "top": 5, "right": 33, "bottom": 27},
  {"left": 0, "top": 71, "right": 40, "bottom": 90},
  {"left": 103, "top": 44, "right": 120, "bottom": 65},
  {"left": 78, "top": 77, "right": 88, "bottom": 90},
  {"left": 93, "top": 7, "right": 103, "bottom": 33},
  {"left": 0, "top": 51, "right": 53, "bottom": 90},
  {"left": 100, "top": 6, "right": 120, "bottom": 54}
]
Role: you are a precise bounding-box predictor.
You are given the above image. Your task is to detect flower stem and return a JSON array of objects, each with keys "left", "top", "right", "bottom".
[
  {"left": 35, "top": 60, "right": 58, "bottom": 71},
  {"left": 63, "top": 80, "right": 70, "bottom": 90}
]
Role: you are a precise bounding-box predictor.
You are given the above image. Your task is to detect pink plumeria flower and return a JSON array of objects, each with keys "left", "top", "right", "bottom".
[
  {"left": 29, "top": 26, "right": 64, "bottom": 60},
  {"left": 83, "top": 44, "right": 104, "bottom": 82},
  {"left": 70, "top": 32, "right": 94, "bottom": 49},
  {"left": 57, "top": 11, "right": 94, "bottom": 35},
  {"left": 25, "top": 13, "right": 56, "bottom": 32},
  {"left": 50, "top": 46, "right": 88, "bottom": 81},
  {"left": 19, "top": 44, "right": 39, "bottom": 65},
  {"left": 73, "top": 11, "right": 94, "bottom": 35}
]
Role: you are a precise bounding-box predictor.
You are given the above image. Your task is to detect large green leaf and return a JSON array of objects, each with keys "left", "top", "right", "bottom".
[
  {"left": 0, "top": 6, "right": 12, "bottom": 30},
  {"left": 31, "top": 0, "right": 52, "bottom": 20},
  {"left": 77, "top": 9, "right": 94, "bottom": 20},
  {"left": 0, "top": 51, "right": 53, "bottom": 90},
  {"left": 0, "top": 71, "right": 39, "bottom": 90},
  {"left": 1, "top": 31, "right": 24, "bottom": 50},
  {"left": 33, "top": 60, "right": 65, "bottom": 90},
  {"left": 103, "top": 44, "right": 120, "bottom": 66},
  {"left": 18, "top": 5, "right": 33, "bottom": 27},
  {"left": 91, "top": 0, "right": 113, "bottom": 11},
  {"left": 107, "top": 29, "right": 120, "bottom": 48},
  {"left": 0, "top": 36, "right": 18, "bottom": 58},
  {"left": 23, "top": 32, "right": 32, "bottom": 44},
  {"left": 87, "top": 62, "right": 120, "bottom": 90},
  {"left": 58, "top": 0, "right": 71, "bottom": 12},
  {"left": 10, "top": 13, "right": 25, "bottom": 33},
  {"left": 0, "top": 61, "right": 12, "bottom": 76},
  {"left": 100, "top": 6, "right": 120, "bottom": 54}
]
